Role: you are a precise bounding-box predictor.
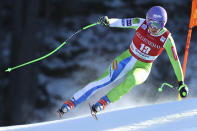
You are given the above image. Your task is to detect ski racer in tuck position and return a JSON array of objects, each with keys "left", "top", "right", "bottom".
[{"left": 57, "top": 6, "right": 189, "bottom": 117}]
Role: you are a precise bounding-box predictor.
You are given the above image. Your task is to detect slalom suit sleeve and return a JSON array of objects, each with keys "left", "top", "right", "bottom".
[
  {"left": 108, "top": 18, "right": 145, "bottom": 30},
  {"left": 164, "top": 35, "right": 184, "bottom": 82}
]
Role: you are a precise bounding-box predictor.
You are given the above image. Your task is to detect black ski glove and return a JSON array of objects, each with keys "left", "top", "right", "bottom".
[
  {"left": 98, "top": 16, "right": 110, "bottom": 27},
  {"left": 178, "top": 81, "right": 189, "bottom": 98}
]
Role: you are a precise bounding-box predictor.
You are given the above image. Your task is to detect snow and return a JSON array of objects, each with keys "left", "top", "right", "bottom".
[{"left": 1, "top": 98, "right": 197, "bottom": 131}]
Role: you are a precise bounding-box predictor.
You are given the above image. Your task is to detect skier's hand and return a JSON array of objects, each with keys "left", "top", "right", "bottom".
[
  {"left": 98, "top": 16, "right": 110, "bottom": 27},
  {"left": 178, "top": 81, "right": 189, "bottom": 98}
]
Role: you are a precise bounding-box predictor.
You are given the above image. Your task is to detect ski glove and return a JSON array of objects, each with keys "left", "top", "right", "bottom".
[
  {"left": 178, "top": 81, "right": 189, "bottom": 98},
  {"left": 98, "top": 16, "right": 110, "bottom": 27}
]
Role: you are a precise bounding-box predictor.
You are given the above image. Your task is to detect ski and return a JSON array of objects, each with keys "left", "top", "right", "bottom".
[
  {"left": 56, "top": 109, "right": 64, "bottom": 118},
  {"left": 89, "top": 103, "right": 98, "bottom": 120}
]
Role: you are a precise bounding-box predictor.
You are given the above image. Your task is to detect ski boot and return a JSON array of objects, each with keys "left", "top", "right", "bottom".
[
  {"left": 90, "top": 96, "right": 111, "bottom": 120},
  {"left": 57, "top": 99, "right": 75, "bottom": 118}
]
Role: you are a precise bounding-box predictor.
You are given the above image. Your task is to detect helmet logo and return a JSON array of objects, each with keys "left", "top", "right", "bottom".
[{"left": 153, "top": 14, "right": 162, "bottom": 18}]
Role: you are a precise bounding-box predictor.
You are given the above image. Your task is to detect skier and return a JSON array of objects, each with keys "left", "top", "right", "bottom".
[{"left": 57, "top": 6, "right": 189, "bottom": 117}]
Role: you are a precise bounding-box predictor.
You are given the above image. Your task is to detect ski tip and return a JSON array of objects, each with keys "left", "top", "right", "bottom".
[
  {"left": 56, "top": 110, "right": 63, "bottom": 119},
  {"left": 56, "top": 111, "right": 61, "bottom": 118}
]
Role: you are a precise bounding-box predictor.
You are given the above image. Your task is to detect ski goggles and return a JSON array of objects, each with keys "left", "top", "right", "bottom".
[{"left": 146, "top": 19, "right": 165, "bottom": 30}]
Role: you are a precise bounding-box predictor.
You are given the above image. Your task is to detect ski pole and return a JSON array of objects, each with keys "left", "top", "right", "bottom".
[
  {"left": 158, "top": 83, "right": 175, "bottom": 92},
  {"left": 158, "top": 82, "right": 183, "bottom": 101},
  {"left": 5, "top": 22, "right": 100, "bottom": 72}
]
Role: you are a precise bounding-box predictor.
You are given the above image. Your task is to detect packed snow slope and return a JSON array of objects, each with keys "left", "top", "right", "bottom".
[{"left": 1, "top": 98, "right": 197, "bottom": 131}]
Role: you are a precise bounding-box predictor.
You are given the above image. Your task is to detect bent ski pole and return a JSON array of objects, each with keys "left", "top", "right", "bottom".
[
  {"left": 5, "top": 22, "right": 100, "bottom": 72},
  {"left": 158, "top": 83, "right": 174, "bottom": 92},
  {"left": 158, "top": 82, "right": 182, "bottom": 101}
]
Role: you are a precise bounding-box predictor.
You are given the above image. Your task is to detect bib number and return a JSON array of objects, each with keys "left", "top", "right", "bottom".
[{"left": 140, "top": 44, "right": 151, "bottom": 54}]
